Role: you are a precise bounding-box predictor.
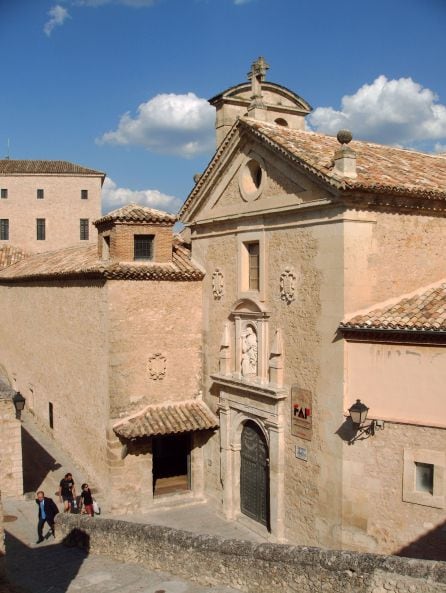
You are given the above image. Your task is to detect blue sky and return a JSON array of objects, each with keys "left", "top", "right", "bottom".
[{"left": 1, "top": 0, "right": 446, "bottom": 213}]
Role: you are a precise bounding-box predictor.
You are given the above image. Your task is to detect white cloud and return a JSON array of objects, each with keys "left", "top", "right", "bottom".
[
  {"left": 309, "top": 75, "right": 446, "bottom": 147},
  {"left": 44, "top": 5, "right": 70, "bottom": 36},
  {"left": 434, "top": 142, "right": 446, "bottom": 154},
  {"left": 97, "top": 92, "right": 215, "bottom": 157},
  {"left": 101, "top": 177, "right": 181, "bottom": 214}
]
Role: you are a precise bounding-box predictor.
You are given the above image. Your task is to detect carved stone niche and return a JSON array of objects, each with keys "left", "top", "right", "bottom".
[
  {"left": 280, "top": 267, "right": 297, "bottom": 304},
  {"left": 230, "top": 298, "right": 270, "bottom": 384},
  {"left": 147, "top": 353, "right": 167, "bottom": 380},
  {"left": 212, "top": 268, "right": 224, "bottom": 300}
]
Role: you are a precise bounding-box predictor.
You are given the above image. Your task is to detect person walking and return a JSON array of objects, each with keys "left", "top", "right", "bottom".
[
  {"left": 79, "top": 483, "right": 94, "bottom": 517},
  {"left": 58, "top": 472, "right": 76, "bottom": 513},
  {"left": 35, "top": 490, "right": 59, "bottom": 543}
]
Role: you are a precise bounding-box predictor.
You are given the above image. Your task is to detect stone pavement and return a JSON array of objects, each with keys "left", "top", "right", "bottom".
[
  {"left": 1, "top": 413, "right": 264, "bottom": 592},
  {"left": 3, "top": 497, "right": 243, "bottom": 593}
]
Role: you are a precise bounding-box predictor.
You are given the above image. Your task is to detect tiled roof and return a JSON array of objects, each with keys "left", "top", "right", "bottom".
[
  {"left": 95, "top": 203, "right": 177, "bottom": 226},
  {"left": 0, "top": 160, "right": 105, "bottom": 176},
  {"left": 0, "top": 243, "right": 203, "bottom": 282},
  {"left": 180, "top": 118, "right": 446, "bottom": 218},
  {"left": 113, "top": 399, "right": 219, "bottom": 439},
  {"left": 244, "top": 119, "right": 446, "bottom": 198},
  {"left": 340, "top": 281, "right": 446, "bottom": 332},
  {"left": 0, "top": 245, "right": 29, "bottom": 270}
]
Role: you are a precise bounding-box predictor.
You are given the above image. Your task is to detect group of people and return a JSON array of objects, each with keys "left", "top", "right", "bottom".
[{"left": 35, "top": 472, "right": 96, "bottom": 544}]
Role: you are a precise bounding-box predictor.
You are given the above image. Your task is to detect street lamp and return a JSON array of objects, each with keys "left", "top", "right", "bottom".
[
  {"left": 348, "top": 399, "right": 369, "bottom": 426},
  {"left": 12, "top": 391, "right": 25, "bottom": 420},
  {"left": 347, "top": 399, "right": 384, "bottom": 444}
]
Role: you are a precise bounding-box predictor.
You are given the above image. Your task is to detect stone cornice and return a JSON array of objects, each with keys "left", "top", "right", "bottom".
[{"left": 211, "top": 373, "right": 288, "bottom": 401}]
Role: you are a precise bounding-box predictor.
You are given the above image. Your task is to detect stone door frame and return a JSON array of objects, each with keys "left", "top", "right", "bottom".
[{"left": 217, "top": 383, "right": 287, "bottom": 542}]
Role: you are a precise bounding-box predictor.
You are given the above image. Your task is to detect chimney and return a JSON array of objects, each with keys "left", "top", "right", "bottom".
[{"left": 333, "top": 129, "right": 357, "bottom": 179}]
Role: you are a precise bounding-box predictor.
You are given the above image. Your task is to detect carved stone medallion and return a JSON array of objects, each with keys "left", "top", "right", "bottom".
[
  {"left": 147, "top": 353, "right": 166, "bottom": 380},
  {"left": 280, "top": 267, "right": 296, "bottom": 304},
  {"left": 212, "top": 268, "right": 224, "bottom": 300}
]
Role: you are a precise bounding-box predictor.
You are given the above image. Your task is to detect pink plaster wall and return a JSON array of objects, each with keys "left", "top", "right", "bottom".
[{"left": 345, "top": 341, "right": 446, "bottom": 427}]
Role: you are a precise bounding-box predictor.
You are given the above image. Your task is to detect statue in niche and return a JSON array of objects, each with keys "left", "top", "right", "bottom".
[{"left": 241, "top": 326, "right": 258, "bottom": 378}]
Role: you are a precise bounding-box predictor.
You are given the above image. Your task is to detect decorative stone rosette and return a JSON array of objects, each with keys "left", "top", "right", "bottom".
[{"left": 147, "top": 353, "right": 167, "bottom": 380}]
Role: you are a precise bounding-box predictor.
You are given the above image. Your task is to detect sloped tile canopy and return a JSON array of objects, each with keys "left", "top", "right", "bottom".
[{"left": 113, "top": 400, "right": 219, "bottom": 439}]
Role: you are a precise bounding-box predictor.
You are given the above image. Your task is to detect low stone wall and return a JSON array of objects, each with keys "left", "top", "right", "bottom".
[{"left": 56, "top": 514, "right": 446, "bottom": 593}]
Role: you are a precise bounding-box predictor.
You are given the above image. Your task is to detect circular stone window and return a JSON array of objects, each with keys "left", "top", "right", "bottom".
[{"left": 239, "top": 158, "right": 266, "bottom": 202}]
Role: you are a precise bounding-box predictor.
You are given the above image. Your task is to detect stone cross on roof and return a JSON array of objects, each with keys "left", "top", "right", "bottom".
[{"left": 247, "top": 56, "right": 270, "bottom": 109}]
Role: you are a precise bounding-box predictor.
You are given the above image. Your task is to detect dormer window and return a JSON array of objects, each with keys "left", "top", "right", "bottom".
[{"left": 134, "top": 234, "right": 154, "bottom": 261}]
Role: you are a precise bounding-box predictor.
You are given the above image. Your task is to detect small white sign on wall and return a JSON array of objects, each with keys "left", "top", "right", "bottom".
[{"left": 295, "top": 445, "right": 308, "bottom": 462}]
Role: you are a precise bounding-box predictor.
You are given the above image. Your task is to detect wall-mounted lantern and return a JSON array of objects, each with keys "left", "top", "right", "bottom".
[
  {"left": 347, "top": 399, "right": 384, "bottom": 444},
  {"left": 12, "top": 391, "right": 26, "bottom": 420}
]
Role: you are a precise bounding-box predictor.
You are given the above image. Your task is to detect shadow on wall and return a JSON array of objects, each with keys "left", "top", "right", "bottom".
[
  {"left": 5, "top": 530, "right": 89, "bottom": 593},
  {"left": 22, "top": 426, "right": 62, "bottom": 494},
  {"left": 396, "top": 519, "right": 446, "bottom": 561}
]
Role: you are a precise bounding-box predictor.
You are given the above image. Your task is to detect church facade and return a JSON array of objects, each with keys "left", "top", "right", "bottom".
[{"left": 180, "top": 59, "right": 446, "bottom": 556}]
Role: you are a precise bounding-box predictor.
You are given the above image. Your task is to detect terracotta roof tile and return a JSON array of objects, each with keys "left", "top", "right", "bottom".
[
  {"left": 243, "top": 119, "right": 446, "bottom": 198},
  {"left": 180, "top": 119, "right": 446, "bottom": 218},
  {"left": 0, "top": 245, "right": 30, "bottom": 270},
  {"left": 95, "top": 203, "right": 177, "bottom": 226},
  {"left": 0, "top": 243, "right": 203, "bottom": 282},
  {"left": 113, "top": 399, "right": 219, "bottom": 439},
  {"left": 340, "top": 281, "right": 446, "bottom": 332},
  {"left": 0, "top": 159, "right": 104, "bottom": 176}
]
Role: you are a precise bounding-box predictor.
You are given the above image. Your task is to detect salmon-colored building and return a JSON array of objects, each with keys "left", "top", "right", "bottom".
[{"left": 0, "top": 160, "right": 104, "bottom": 253}]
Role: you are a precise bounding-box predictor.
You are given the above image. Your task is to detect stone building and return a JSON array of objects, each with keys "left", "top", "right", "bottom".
[
  {"left": 0, "top": 160, "right": 104, "bottom": 253},
  {"left": 0, "top": 59, "right": 445, "bottom": 559},
  {"left": 0, "top": 203, "right": 215, "bottom": 512},
  {"left": 179, "top": 58, "right": 446, "bottom": 555}
]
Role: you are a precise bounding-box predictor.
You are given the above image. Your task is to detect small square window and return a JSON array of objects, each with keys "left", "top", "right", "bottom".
[
  {"left": 37, "top": 189, "right": 44, "bottom": 199},
  {"left": 0, "top": 219, "right": 9, "bottom": 240},
  {"left": 403, "top": 448, "right": 445, "bottom": 509},
  {"left": 80, "top": 219, "right": 89, "bottom": 241},
  {"left": 415, "top": 462, "right": 434, "bottom": 494},
  {"left": 36, "top": 218, "right": 46, "bottom": 241},
  {"left": 81, "top": 189, "right": 88, "bottom": 200},
  {"left": 1, "top": 189, "right": 8, "bottom": 199},
  {"left": 134, "top": 235, "right": 154, "bottom": 260}
]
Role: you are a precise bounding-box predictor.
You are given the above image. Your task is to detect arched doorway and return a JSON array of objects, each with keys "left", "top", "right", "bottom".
[{"left": 240, "top": 420, "right": 269, "bottom": 528}]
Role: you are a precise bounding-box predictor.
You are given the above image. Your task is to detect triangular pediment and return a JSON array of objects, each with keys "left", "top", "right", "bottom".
[{"left": 180, "top": 122, "right": 333, "bottom": 225}]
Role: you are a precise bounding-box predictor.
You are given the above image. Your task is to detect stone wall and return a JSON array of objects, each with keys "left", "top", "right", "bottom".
[
  {"left": 0, "top": 280, "right": 109, "bottom": 489},
  {"left": 341, "top": 421, "right": 446, "bottom": 558},
  {"left": 0, "top": 382, "right": 22, "bottom": 498},
  {"left": 56, "top": 514, "right": 446, "bottom": 593}
]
